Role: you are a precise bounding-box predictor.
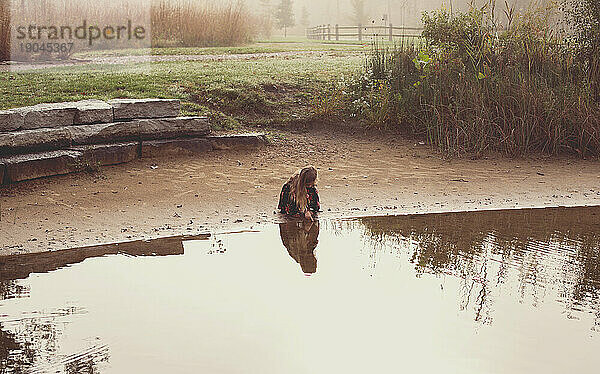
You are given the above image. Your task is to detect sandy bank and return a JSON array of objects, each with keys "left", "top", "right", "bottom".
[{"left": 1, "top": 128, "right": 600, "bottom": 256}]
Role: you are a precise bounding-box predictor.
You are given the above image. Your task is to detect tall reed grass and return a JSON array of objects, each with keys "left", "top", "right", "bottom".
[
  {"left": 0, "top": 0, "right": 9, "bottom": 61},
  {"left": 0, "top": 0, "right": 257, "bottom": 61},
  {"left": 2, "top": 0, "right": 151, "bottom": 61},
  {"left": 151, "top": 0, "right": 257, "bottom": 48},
  {"left": 349, "top": 1, "right": 600, "bottom": 157}
]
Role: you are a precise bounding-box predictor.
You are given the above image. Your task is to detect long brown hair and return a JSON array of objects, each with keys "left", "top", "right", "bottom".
[{"left": 288, "top": 166, "right": 317, "bottom": 212}]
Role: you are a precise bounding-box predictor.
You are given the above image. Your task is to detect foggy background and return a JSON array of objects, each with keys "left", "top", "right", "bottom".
[{"left": 244, "top": 0, "right": 541, "bottom": 29}]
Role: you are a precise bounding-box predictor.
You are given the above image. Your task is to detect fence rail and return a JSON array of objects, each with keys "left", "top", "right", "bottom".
[{"left": 306, "top": 24, "right": 423, "bottom": 42}]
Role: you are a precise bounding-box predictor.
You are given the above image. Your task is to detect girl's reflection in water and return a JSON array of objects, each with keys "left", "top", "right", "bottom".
[{"left": 279, "top": 220, "right": 320, "bottom": 275}]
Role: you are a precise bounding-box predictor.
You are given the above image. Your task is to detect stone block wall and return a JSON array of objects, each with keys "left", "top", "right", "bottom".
[{"left": 0, "top": 99, "right": 267, "bottom": 184}]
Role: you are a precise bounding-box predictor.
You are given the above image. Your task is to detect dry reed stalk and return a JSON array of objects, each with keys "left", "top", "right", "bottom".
[
  {"left": 151, "top": 0, "right": 257, "bottom": 48},
  {"left": 1, "top": 0, "right": 257, "bottom": 61}
]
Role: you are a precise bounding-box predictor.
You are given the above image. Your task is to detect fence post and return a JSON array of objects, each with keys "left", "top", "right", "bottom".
[
  {"left": 327, "top": 24, "right": 331, "bottom": 41},
  {"left": 335, "top": 24, "right": 339, "bottom": 41},
  {"left": 322, "top": 25, "right": 326, "bottom": 40},
  {"left": 389, "top": 23, "right": 393, "bottom": 42},
  {"left": 358, "top": 24, "right": 362, "bottom": 42}
]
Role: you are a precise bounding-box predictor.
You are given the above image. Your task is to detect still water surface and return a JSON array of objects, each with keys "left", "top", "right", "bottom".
[{"left": 1, "top": 206, "right": 600, "bottom": 373}]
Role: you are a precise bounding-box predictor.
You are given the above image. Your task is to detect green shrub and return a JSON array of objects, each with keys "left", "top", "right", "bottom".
[
  {"left": 348, "top": 0, "right": 600, "bottom": 157},
  {"left": 311, "top": 84, "right": 345, "bottom": 122},
  {"left": 562, "top": 0, "right": 600, "bottom": 99}
]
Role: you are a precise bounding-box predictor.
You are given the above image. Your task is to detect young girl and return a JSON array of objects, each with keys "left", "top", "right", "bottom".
[{"left": 278, "top": 166, "right": 320, "bottom": 221}]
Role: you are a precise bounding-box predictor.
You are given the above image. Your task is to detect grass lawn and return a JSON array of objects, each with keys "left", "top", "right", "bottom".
[
  {"left": 73, "top": 40, "right": 368, "bottom": 58},
  {"left": 69, "top": 38, "right": 420, "bottom": 58},
  {"left": 0, "top": 49, "right": 365, "bottom": 130}
]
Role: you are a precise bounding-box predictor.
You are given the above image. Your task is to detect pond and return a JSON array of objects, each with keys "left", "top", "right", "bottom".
[{"left": 1, "top": 206, "right": 600, "bottom": 373}]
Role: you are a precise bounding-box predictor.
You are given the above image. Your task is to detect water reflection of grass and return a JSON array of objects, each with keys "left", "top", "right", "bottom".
[
  {"left": 352, "top": 207, "right": 600, "bottom": 325},
  {"left": 0, "top": 308, "right": 108, "bottom": 373},
  {"left": 0, "top": 235, "right": 198, "bottom": 373},
  {"left": 0, "top": 280, "right": 29, "bottom": 301}
]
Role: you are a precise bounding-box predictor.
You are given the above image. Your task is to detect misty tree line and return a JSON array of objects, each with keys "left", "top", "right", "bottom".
[
  {"left": 261, "top": 0, "right": 391, "bottom": 28},
  {"left": 258, "top": 0, "right": 415, "bottom": 37},
  {"left": 257, "top": 0, "right": 548, "bottom": 36}
]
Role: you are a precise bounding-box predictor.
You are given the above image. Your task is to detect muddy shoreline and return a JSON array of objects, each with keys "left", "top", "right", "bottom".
[{"left": 2, "top": 127, "right": 600, "bottom": 256}]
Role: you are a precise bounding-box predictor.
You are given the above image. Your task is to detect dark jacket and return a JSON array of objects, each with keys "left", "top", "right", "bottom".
[{"left": 278, "top": 182, "right": 320, "bottom": 216}]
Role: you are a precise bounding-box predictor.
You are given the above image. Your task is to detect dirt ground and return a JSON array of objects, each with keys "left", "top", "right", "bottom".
[{"left": 1, "top": 127, "right": 600, "bottom": 256}]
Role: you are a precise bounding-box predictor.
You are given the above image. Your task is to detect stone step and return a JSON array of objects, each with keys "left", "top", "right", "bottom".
[
  {"left": 70, "top": 142, "right": 140, "bottom": 166},
  {"left": 140, "top": 133, "right": 268, "bottom": 158},
  {"left": 0, "top": 127, "right": 73, "bottom": 156},
  {"left": 109, "top": 98, "right": 180, "bottom": 121},
  {"left": 0, "top": 100, "right": 114, "bottom": 133},
  {"left": 20, "top": 102, "right": 78, "bottom": 130},
  {"left": 0, "top": 116, "right": 209, "bottom": 155},
  {"left": 207, "top": 134, "right": 269, "bottom": 150},
  {"left": 141, "top": 138, "right": 212, "bottom": 158},
  {"left": 73, "top": 99, "right": 114, "bottom": 125},
  {"left": 137, "top": 117, "right": 210, "bottom": 140},
  {"left": 1, "top": 150, "right": 83, "bottom": 183},
  {"left": 0, "top": 132, "right": 268, "bottom": 184},
  {"left": 0, "top": 109, "right": 25, "bottom": 132},
  {"left": 68, "top": 121, "right": 141, "bottom": 146},
  {"left": 0, "top": 98, "right": 182, "bottom": 133},
  {"left": 70, "top": 116, "right": 210, "bottom": 145}
]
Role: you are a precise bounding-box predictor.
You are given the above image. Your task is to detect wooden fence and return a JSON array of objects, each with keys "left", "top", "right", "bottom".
[{"left": 306, "top": 24, "right": 423, "bottom": 43}]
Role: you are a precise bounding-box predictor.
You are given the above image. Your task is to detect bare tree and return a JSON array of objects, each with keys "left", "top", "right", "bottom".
[
  {"left": 300, "top": 5, "right": 310, "bottom": 27},
  {"left": 259, "top": 0, "right": 274, "bottom": 38},
  {"left": 276, "top": 0, "right": 296, "bottom": 37}
]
